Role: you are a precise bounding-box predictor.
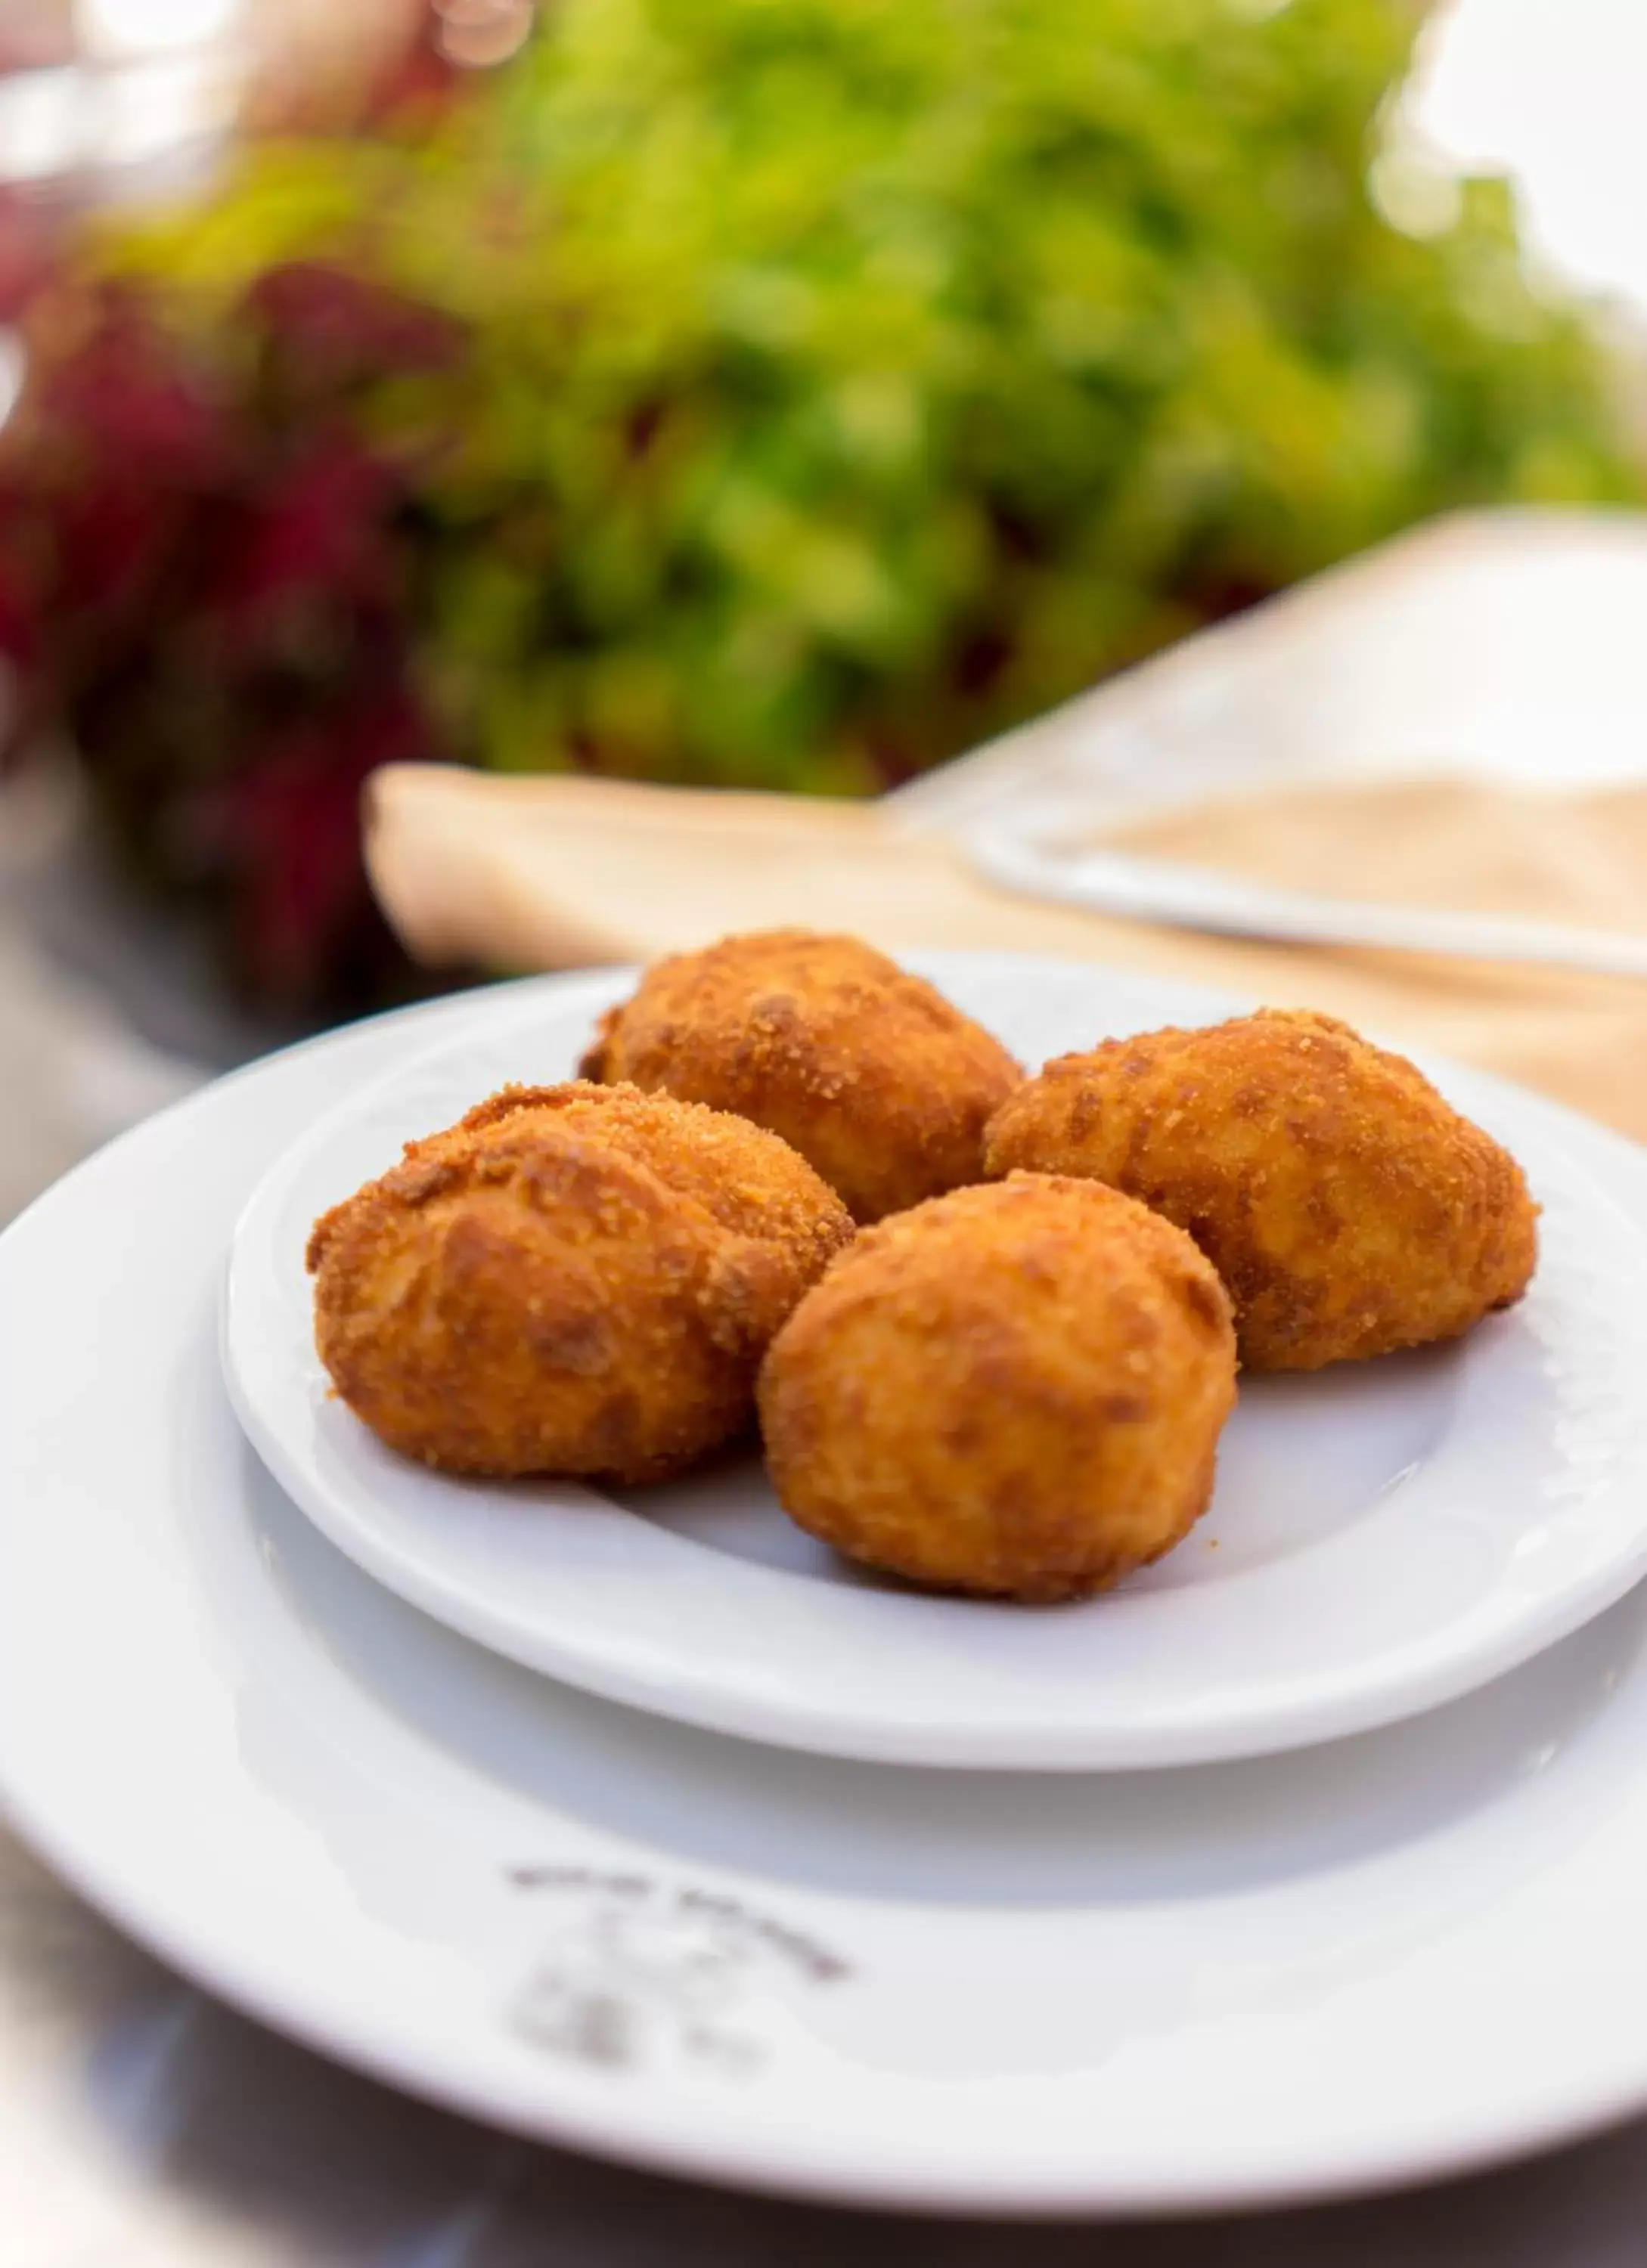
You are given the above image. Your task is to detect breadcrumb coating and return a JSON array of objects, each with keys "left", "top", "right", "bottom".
[
  {"left": 579, "top": 928, "right": 1022, "bottom": 1223},
  {"left": 984, "top": 1009, "right": 1538, "bottom": 1371},
  {"left": 309, "top": 1080, "right": 854, "bottom": 1479},
  {"left": 758, "top": 1173, "right": 1237, "bottom": 1600}
]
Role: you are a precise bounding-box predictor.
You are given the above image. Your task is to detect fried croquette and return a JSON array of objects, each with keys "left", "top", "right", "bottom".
[
  {"left": 984, "top": 1009, "right": 1538, "bottom": 1371},
  {"left": 757, "top": 1174, "right": 1237, "bottom": 1601},
  {"left": 578, "top": 928, "right": 1022, "bottom": 1223},
  {"left": 308, "top": 1081, "right": 854, "bottom": 1479}
]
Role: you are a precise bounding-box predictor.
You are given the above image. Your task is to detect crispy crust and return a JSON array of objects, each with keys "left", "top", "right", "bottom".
[
  {"left": 758, "top": 1173, "right": 1237, "bottom": 1600},
  {"left": 309, "top": 1081, "right": 853, "bottom": 1479},
  {"left": 984, "top": 1009, "right": 1539, "bottom": 1371},
  {"left": 578, "top": 928, "right": 1022, "bottom": 1222}
]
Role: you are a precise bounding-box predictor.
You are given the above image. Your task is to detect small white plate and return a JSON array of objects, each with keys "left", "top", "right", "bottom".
[{"left": 225, "top": 956, "right": 1647, "bottom": 1771}]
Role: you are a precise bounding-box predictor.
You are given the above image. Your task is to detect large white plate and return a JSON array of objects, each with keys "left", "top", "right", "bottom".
[
  {"left": 14, "top": 980, "right": 1647, "bottom": 2214},
  {"left": 225, "top": 956, "right": 1647, "bottom": 1770}
]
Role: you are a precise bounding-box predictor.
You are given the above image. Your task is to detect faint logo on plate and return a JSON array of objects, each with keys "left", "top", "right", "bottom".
[{"left": 504, "top": 1864, "right": 852, "bottom": 2078}]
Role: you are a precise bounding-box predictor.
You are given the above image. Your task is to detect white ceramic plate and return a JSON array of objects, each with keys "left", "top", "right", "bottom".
[
  {"left": 225, "top": 956, "right": 1647, "bottom": 1771},
  {"left": 14, "top": 980, "right": 1647, "bottom": 2214}
]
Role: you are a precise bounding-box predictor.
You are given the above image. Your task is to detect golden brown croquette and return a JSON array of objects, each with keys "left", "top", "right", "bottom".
[
  {"left": 984, "top": 1010, "right": 1538, "bottom": 1371},
  {"left": 579, "top": 928, "right": 1022, "bottom": 1223},
  {"left": 309, "top": 1081, "right": 853, "bottom": 1479},
  {"left": 758, "top": 1173, "right": 1237, "bottom": 1600}
]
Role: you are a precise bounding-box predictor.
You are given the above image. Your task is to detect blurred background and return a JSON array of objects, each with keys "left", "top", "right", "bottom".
[{"left": 2, "top": 0, "right": 1647, "bottom": 1216}]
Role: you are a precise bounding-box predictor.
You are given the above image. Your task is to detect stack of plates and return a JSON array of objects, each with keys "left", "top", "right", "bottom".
[{"left": 6, "top": 952, "right": 1647, "bottom": 2216}]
